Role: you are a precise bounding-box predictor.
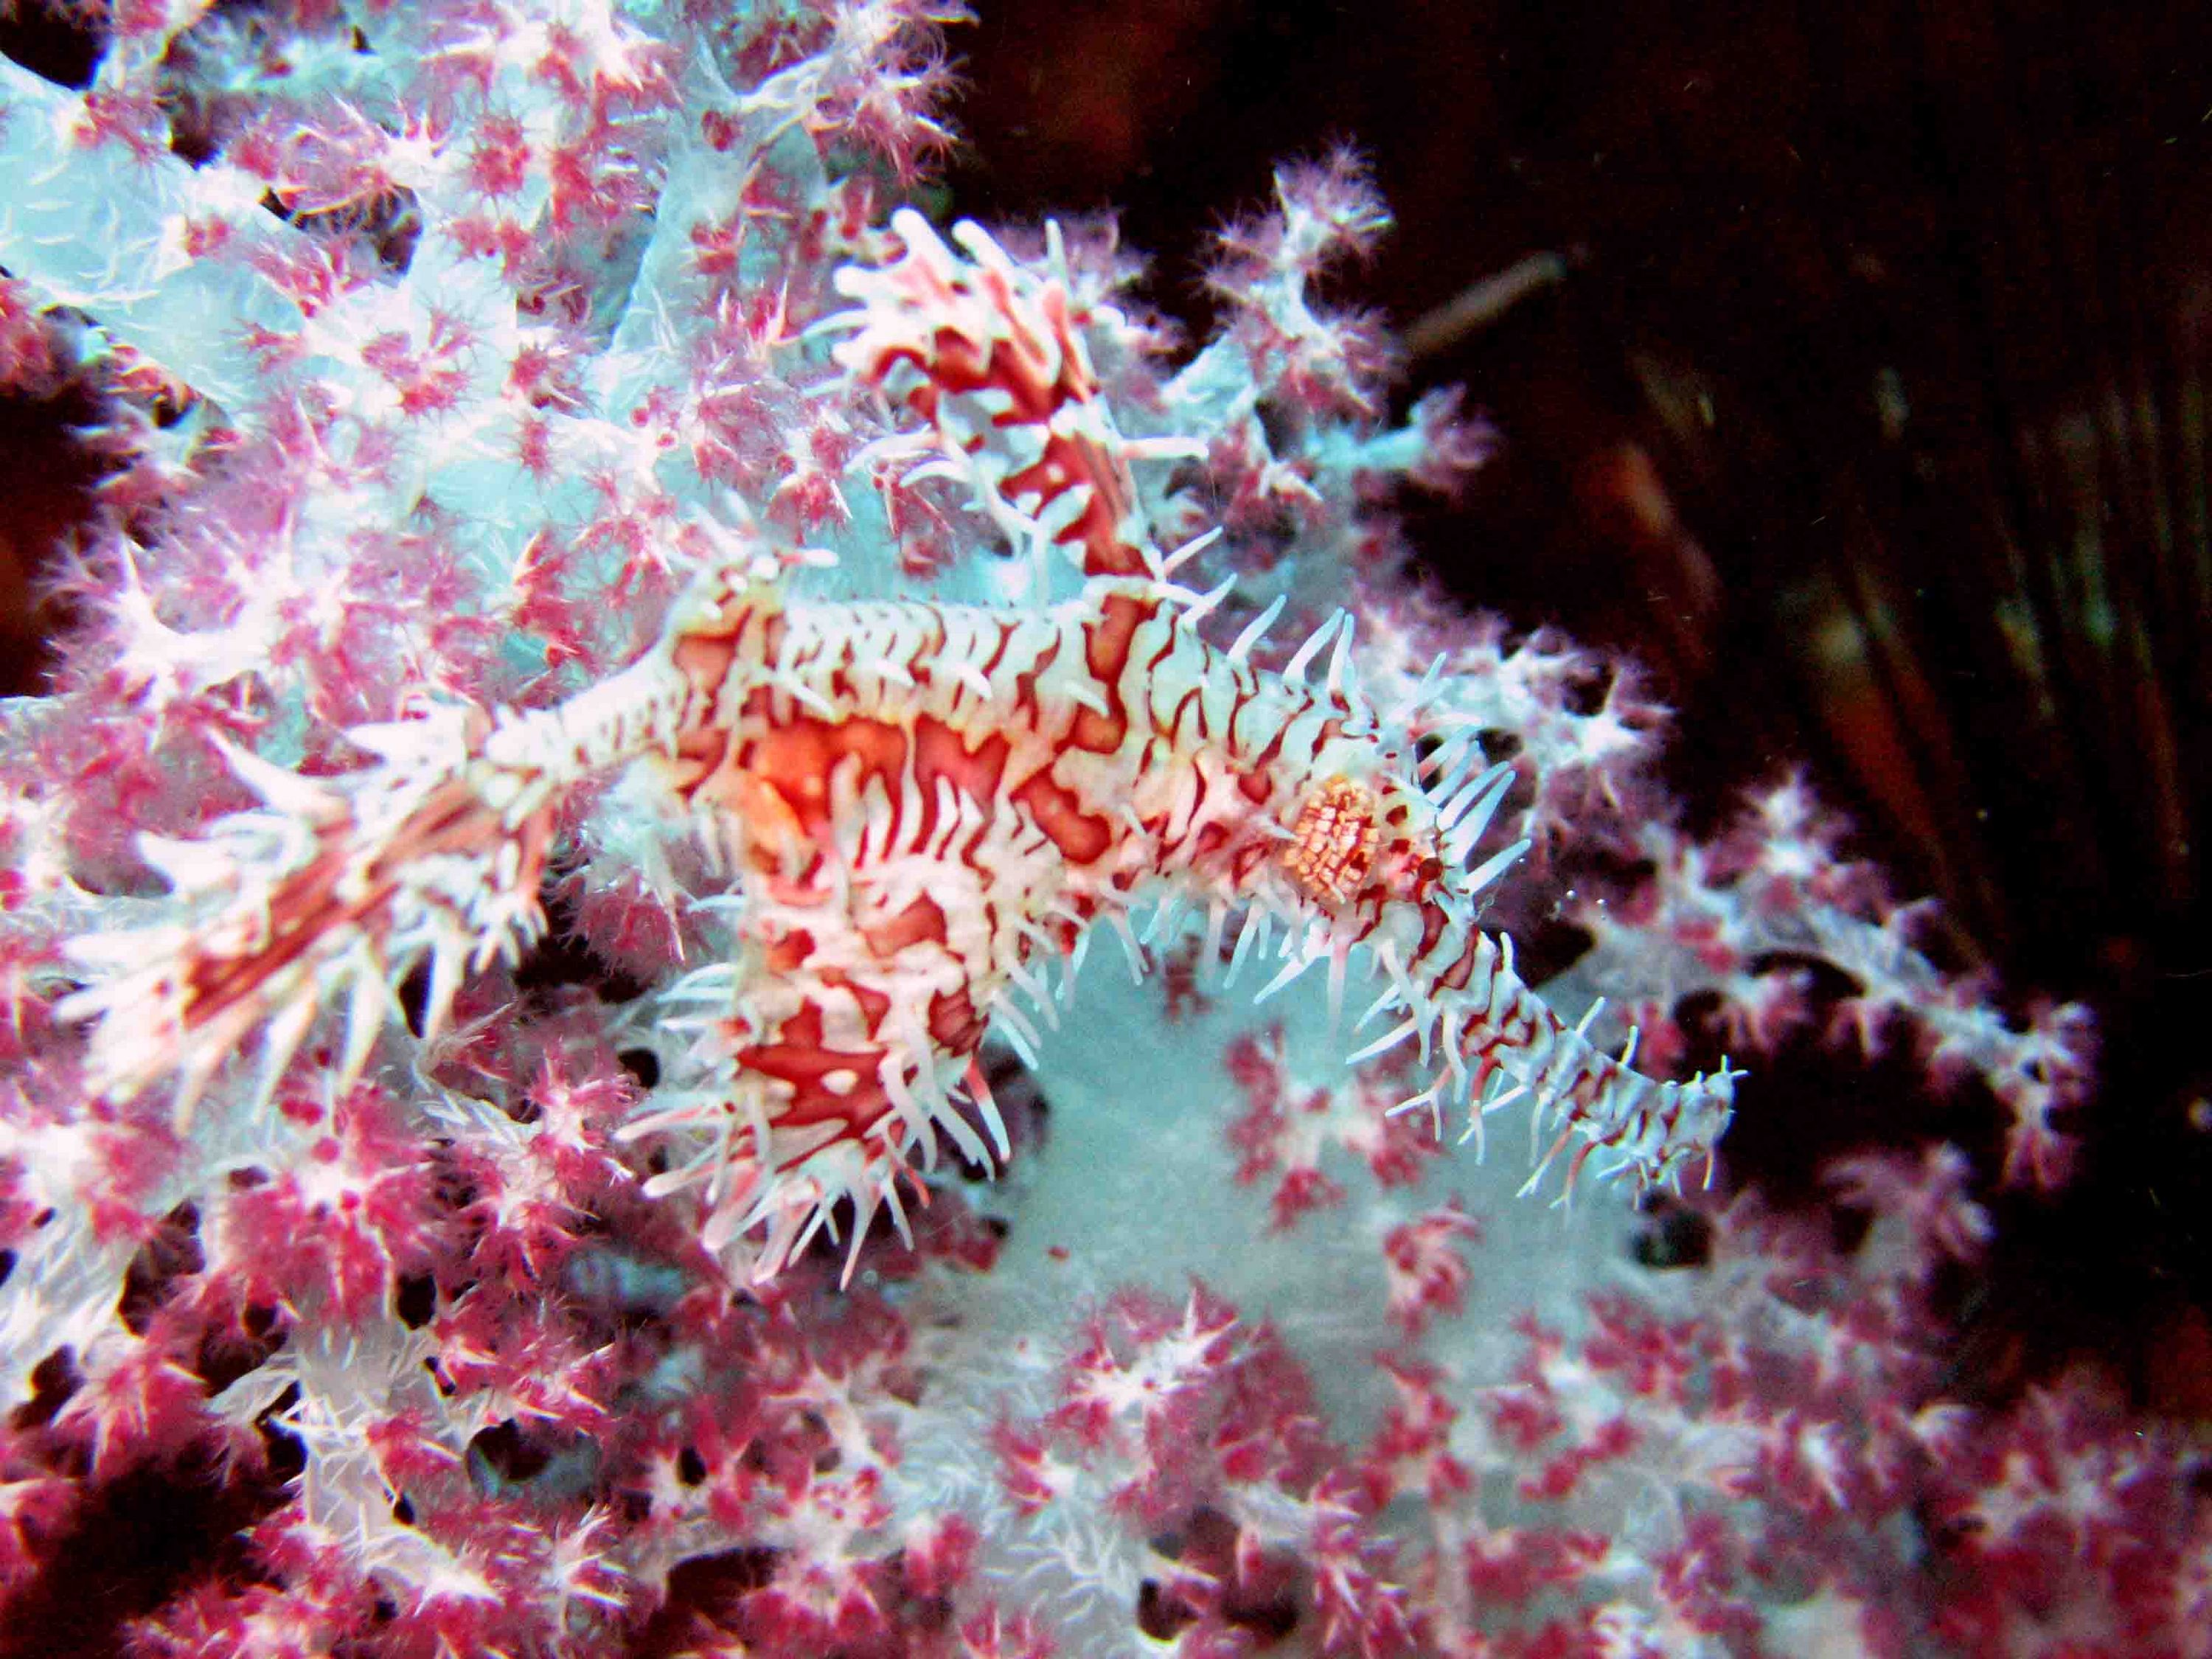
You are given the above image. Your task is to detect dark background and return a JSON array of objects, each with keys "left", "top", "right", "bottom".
[{"left": 4, "top": 0, "right": 2210, "bottom": 1403}]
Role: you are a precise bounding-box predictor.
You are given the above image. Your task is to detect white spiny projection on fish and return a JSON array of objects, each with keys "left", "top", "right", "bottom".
[{"left": 61, "top": 210, "right": 1736, "bottom": 1281}]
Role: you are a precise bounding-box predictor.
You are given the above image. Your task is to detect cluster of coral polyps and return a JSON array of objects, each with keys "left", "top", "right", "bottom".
[{"left": 0, "top": 2, "right": 2187, "bottom": 1655}]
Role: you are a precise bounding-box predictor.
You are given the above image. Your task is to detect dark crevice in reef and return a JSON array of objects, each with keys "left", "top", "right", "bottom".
[{"left": 0, "top": 1445, "right": 296, "bottom": 1659}]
